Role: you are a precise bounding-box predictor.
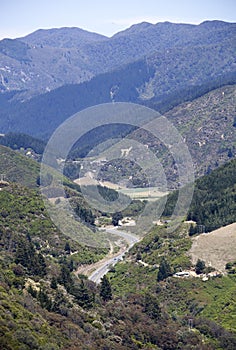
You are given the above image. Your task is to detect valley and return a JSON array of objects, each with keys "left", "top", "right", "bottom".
[{"left": 0, "top": 17, "right": 235, "bottom": 350}]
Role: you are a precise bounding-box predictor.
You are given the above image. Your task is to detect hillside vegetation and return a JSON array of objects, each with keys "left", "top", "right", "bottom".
[
  {"left": 163, "top": 157, "right": 236, "bottom": 232},
  {"left": 1, "top": 185, "right": 236, "bottom": 348}
]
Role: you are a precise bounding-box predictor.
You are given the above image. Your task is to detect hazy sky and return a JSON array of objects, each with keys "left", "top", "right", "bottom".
[{"left": 1, "top": 0, "right": 235, "bottom": 39}]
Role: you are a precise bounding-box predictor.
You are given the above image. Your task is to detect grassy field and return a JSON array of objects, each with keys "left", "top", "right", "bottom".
[
  {"left": 189, "top": 223, "right": 236, "bottom": 273},
  {"left": 75, "top": 175, "right": 167, "bottom": 201}
]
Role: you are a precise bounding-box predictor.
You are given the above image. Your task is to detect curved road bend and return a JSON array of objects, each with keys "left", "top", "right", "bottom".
[{"left": 88, "top": 227, "right": 139, "bottom": 284}]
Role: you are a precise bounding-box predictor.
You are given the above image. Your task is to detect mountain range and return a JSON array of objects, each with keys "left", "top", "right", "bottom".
[
  {"left": 0, "top": 20, "right": 235, "bottom": 187},
  {"left": 0, "top": 20, "right": 235, "bottom": 99}
]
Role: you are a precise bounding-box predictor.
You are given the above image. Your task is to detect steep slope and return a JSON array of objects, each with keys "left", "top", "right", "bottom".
[
  {"left": 164, "top": 157, "right": 236, "bottom": 232},
  {"left": 0, "top": 145, "right": 40, "bottom": 188},
  {"left": 165, "top": 84, "right": 236, "bottom": 177},
  {"left": 0, "top": 81, "right": 235, "bottom": 189}
]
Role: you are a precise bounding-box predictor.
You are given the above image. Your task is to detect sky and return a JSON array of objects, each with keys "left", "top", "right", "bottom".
[{"left": 0, "top": 0, "right": 235, "bottom": 40}]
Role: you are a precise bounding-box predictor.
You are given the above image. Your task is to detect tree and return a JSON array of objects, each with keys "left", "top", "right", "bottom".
[
  {"left": 38, "top": 288, "right": 52, "bottom": 311},
  {"left": 157, "top": 257, "right": 172, "bottom": 282},
  {"left": 195, "top": 259, "right": 206, "bottom": 274},
  {"left": 64, "top": 241, "right": 71, "bottom": 254},
  {"left": 112, "top": 212, "right": 123, "bottom": 226},
  {"left": 189, "top": 224, "right": 197, "bottom": 236},
  {"left": 73, "top": 280, "right": 93, "bottom": 309},
  {"left": 136, "top": 250, "right": 142, "bottom": 261},
  {"left": 50, "top": 276, "right": 58, "bottom": 289},
  {"left": 144, "top": 293, "right": 161, "bottom": 320},
  {"left": 75, "top": 205, "right": 95, "bottom": 226},
  {"left": 59, "top": 264, "right": 74, "bottom": 291},
  {"left": 100, "top": 275, "right": 112, "bottom": 301},
  {"left": 27, "top": 284, "right": 37, "bottom": 298}
]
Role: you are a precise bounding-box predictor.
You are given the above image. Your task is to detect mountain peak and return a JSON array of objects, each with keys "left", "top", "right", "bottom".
[
  {"left": 112, "top": 21, "right": 154, "bottom": 38},
  {"left": 20, "top": 27, "right": 108, "bottom": 48}
]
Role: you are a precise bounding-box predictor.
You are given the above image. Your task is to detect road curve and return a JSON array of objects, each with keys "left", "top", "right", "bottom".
[{"left": 88, "top": 227, "right": 139, "bottom": 284}]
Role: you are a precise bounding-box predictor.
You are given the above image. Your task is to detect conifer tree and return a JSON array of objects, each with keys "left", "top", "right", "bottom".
[
  {"left": 74, "top": 280, "right": 93, "bottom": 308},
  {"left": 100, "top": 275, "right": 112, "bottom": 301},
  {"left": 157, "top": 257, "right": 172, "bottom": 282},
  {"left": 195, "top": 259, "right": 206, "bottom": 274}
]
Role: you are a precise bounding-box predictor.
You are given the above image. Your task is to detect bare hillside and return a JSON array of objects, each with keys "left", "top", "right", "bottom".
[{"left": 189, "top": 223, "right": 236, "bottom": 273}]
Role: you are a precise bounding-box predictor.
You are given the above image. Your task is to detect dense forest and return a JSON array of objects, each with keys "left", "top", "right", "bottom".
[{"left": 163, "top": 158, "right": 236, "bottom": 232}]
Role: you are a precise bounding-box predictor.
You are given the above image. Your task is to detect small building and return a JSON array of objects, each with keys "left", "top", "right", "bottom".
[{"left": 173, "top": 271, "right": 190, "bottom": 278}]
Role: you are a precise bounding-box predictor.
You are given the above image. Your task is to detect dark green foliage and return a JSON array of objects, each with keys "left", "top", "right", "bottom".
[
  {"left": 0, "top": 145, "right": 40, "bottom": 188},
  {"left": 97, "top": 185, "right": 118, "bottom": 202},
  {"left": 157, "top": 257, "right": 172, "bottom": 281},
  {"left": 58, "top": 264, "right": 74, "bottom": 291},
  {"left": 27, "top": 284, "right": 37, "bottom": 298},
  {"left": 0, "top": 132, "right": 45, "bottom": 154},
  {"left": 144, "top": 293, "right": 161, "bottom": 320},
  {"left": 64, "top": 241, "right": 71, "bottom": 253},
  {"left": 75, "top": 205, "right": 95, "bottom": 226},
  {"left": 164, "top": 158, "right": 236, "bottom": 232},
  {"left": 50, "top": 276, "right": 58, "bottom": 289},
  {"left": 195, "top": 259, "right": 206, "bottom": 274},
  {"left": 225, "top": 261, "right": 236, "bottom": 274},
  {"left": 100, "top": 275, "right": 112, "bottom": 301},
  {"left": 136, "top": 250, "right": 142, "bottom": 261},
  {"left": 189, "top": 223, "right": 198, "bottom": 236},
  {"left": 63, "top": 161, "right": 81, "bottom": 180},
  {"left": 188, "top": 158, "right": 236, "bottom": 231},
  {"left": 112, "top": 212, "right": 123, "bottom": 226},
  {"left": 51, "top": 290, "right": 68, "bottom": 314},
  {"left": 73, "top": 280, "right": 94, "bottom": 309},
  {"left": 122, "top": 199, "right": 145, "bottom": 217},
  {"left": 15, "top": 238, "right": 47, "bottom": 277},
  {"left": 194, "top": 318, "right": 236, "bottom": 350},
  {"left": 38, "top": 288, "right": 52, "bottom": 311}
]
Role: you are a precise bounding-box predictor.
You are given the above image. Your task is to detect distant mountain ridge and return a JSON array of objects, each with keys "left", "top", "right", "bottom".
[
  {"left": 21, "top": 26, "right": 107, "bottom": 48},
  {"left": 0, "top": 20, "right": 235, "bottom": 97}
]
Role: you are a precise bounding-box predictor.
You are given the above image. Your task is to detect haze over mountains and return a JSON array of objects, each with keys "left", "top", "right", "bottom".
[
  {"left": 0, "top": 20, "right": 235, "bottom": 184},
  {"left": 0, "top": 20, "right": 235, "bottom": 98}
]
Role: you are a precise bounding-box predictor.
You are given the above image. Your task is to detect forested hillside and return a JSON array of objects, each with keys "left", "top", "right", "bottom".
[
  {"left": 163, "top": 158, "right": 236, "bottom": 232},
  {"left": 0, "top": 21, "right": 234, "bottom": 96}
]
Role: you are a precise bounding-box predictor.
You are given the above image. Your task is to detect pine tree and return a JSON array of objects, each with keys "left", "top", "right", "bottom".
[
  {"left": 189, "top": 224, "right": 197, "bottom": 236},
  {"left": 64, "top": 241, "right": 71, "bottom": 254},
  {"left": 195, "top": 259, "right": 206, "bottom": 274},
  {"left": 100, "top": 275, "right": 112, "bottom": 301},
  {"left": 112, "top": 212, "right": 123, "bottom": 226},
  {"left": 157, "top": 257, "right": 172, "bottom": 282},
  {"left": 59, "top": 264, "right": 74, "bottom": 292},
  {"left": 74, "top": 280, "right": 93, "bottom": 308},
  {"left": 38, "top": 288, "right": 52, "bottom": 311}
]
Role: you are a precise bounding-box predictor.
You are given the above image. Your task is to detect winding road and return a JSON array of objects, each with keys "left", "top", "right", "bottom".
[{"left": 88, "top": 227, "right": 139, "bottom": 283}]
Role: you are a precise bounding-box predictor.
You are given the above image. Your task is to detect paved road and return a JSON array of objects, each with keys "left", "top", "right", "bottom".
[{"left": 88, "top": 227, "right": 139, "bottom": 284}]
